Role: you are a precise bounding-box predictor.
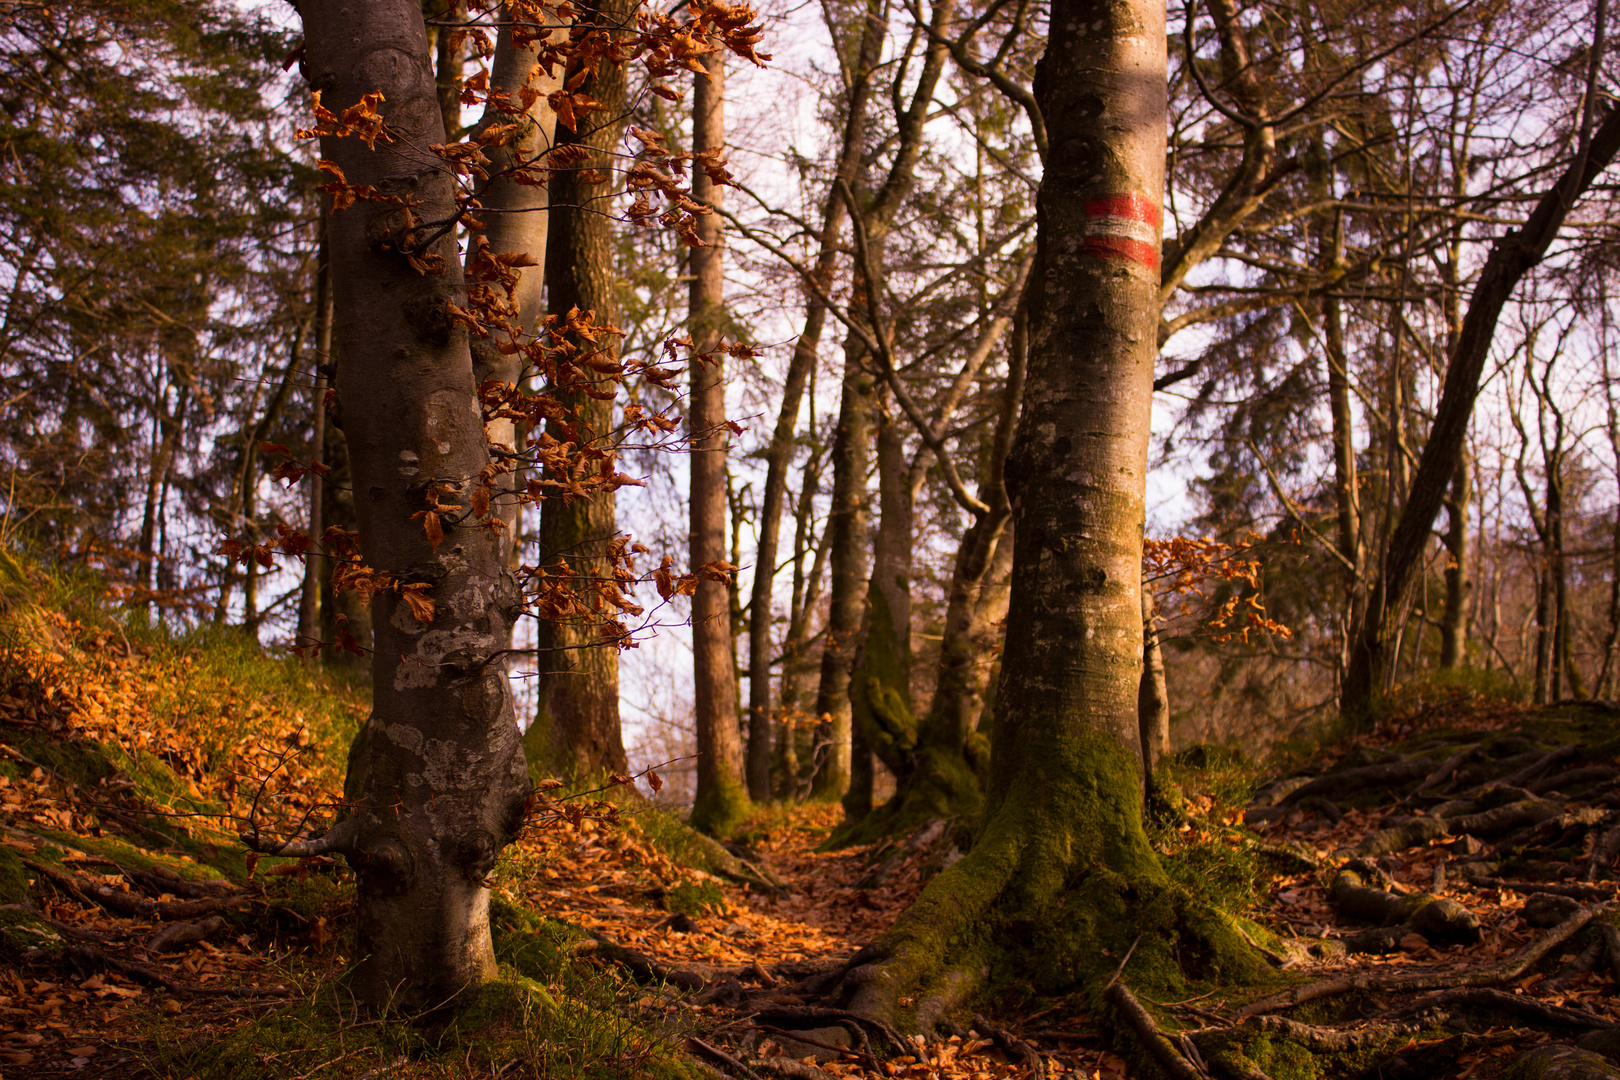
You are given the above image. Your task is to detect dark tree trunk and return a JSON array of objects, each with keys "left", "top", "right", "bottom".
[
  {"left": 527, "top": 0, "right": 636, "bottom": 780},
  {"left": 288, "top": 0, "right": 530, "bottom": 1010},
  {"left": 689, "top": 50, "right": 750, "bottom": 835}
]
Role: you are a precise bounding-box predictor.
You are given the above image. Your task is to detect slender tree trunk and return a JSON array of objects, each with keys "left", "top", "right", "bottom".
[
  {"left": 138, "top": 367, "right": 181, "bottom": 616},
  {"left": 298, "top": 230, "right": 333, "bottom": 651},
  {"left": 1439, "top": 452, "right": 1472, "bottom": 668},
  {"left": 290, "top": 0, "right": 530, "bottom": 1010},
  {"left": 809, "top": 334, "right": 875, "bottom": 801},
  {"left": 777, "top": 452, "right": 830, "bottom": 798},
  {"left": 688, "top": 50, "right": 750, "bottom": 835},
  {"left": 745, "top": 0, "right": 886, "bottom": 791},
  {"left": 1322, "top": 210, "right": 1364, "bottom": 683},
  {"left": 465, "top": 6, "right": 564, "bottom": 546},
  {"left": 1599, "top": 351, "right": 1620, "bottom": 697},
  {"left": 527, "top": 0, "right": 636, "bottom": 780},
  {"left": 1138, "top": 585, "right": 1169, "bottom": 787}
]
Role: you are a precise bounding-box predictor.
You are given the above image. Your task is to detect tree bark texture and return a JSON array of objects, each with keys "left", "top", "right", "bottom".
[
  {"left": 688, "top": 50, "right": 750, "bottom": 836},
  {"left": 296, "top": 0, "right": 530, "bottom": 1010},
  {"left": 526, "top": 0, "right": 636, "bottom": 780}
]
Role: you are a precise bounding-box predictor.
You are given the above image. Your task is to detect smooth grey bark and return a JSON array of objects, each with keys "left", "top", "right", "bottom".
[
  {"left": 528, "top": 0, "right": 636, "bottom": 780},
  {"left": 689, "top": 49, "right": 751, "bottom": 835},
  {"left": 288, "top": 0, "right": 529, "bottom": 1010}
]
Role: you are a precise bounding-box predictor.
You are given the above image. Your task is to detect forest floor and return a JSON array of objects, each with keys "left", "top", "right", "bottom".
[{"left": 4, "top": 564, "right": 1620, "bottom": 1078}]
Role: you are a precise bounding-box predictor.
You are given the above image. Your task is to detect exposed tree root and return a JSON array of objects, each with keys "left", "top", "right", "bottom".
[
  {"left": 1103, "top": 983, "right": 1201, "bottom": 1080},
  {"left": 1238, "top": 902, "right": 1606, "bottom": 1018},
  {"left": 25, "top": 857, "right": 248, "bottom": 921},
  {"left": 1388, "top": 986, "right": 1611, "bottom": 1030}
]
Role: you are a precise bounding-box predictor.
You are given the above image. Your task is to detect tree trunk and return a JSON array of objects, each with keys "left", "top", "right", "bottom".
[
  {"left": 526, "top": 0, "right": 636, "bottom": 780},
  {"left": 1322, "top": 209, "right": 1364, "bottom": 684},
  {"left": 745, "top": 0, "right": 885, "bottom": 804},
  {"left": 831, "top": 0, "right": 1261, "bottom": 1027},
  {"left": 809, "top": 334, "right": 875, "bottom": 801},
  {"left": 290, "top": 0, "right": 530, "bottom": 1011},
  {"left": 464, "top": 5, "right": 564, "bottom": 546},
  {"left": 845, "top": 402, "right": 915, "bottom": 825},
  {"left": 1439, "top": 452, "right": 1472, "bottom": 669},
  {"left": 777, "top": 449, "right": 830, "bottom": 798},
  {"left": 1138, "top": 585, "right": 1169, "bottom": 787},
  {"left": 298, "top": 228, "right": 333, "bottom": 652},
  {"left": 688, "top": 49, "right": 750, "bottom": 835}
]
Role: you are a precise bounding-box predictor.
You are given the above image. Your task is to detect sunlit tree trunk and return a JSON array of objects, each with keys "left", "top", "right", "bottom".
[
  {"left": 689, "top": 49, "right": 751, "bottom": 835},
  {"left": 836, "top": 0, "right": 1249, "bottom": 1027}
]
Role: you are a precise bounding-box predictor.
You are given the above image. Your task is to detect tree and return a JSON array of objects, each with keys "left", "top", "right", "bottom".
[
  {"left": 526, "top": 0, "right": 639, "bottom": 780},
  {"left": 1342, "top": 0, "right": 1620, "bottom": 715},
  {"left": 688, "top": 47, "right": 751, "bottom": 834},
  {"left": 274, "top": 0, "right": 530, "bottom": 1009},
  {"left": 832, "top": 0, "right": 1258, "bottom": 1023}
]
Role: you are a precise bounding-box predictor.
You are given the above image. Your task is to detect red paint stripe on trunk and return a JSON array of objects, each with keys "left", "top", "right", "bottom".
[
  {"left": 1083, "top": 193, "right": 1161, "bottom": 227},
  {"left": 1081, "top": 235, "right": 1160, "bottom": 268}
]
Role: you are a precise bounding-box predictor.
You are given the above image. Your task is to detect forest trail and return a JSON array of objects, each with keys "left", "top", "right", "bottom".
[{"left": 4, "top": 576, "right": 1620, "bottom": 1079}]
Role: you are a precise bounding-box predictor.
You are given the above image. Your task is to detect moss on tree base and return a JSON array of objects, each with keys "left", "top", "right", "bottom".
[{"left": 835, "top": 730, "right": 1273, "bottom": 1033}]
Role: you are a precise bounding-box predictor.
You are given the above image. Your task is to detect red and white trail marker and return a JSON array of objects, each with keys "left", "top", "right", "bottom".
[{"left": 1080, "top": 193, "right": 1161, "bottom": 269}]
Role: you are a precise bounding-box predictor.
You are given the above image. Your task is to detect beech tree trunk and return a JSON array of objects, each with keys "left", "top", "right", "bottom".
[
  {"left": 846, "top": 402, "right": 915, "bottom": 819},
  {"left": 527, "top": 0, "right": 636, "bottom": 780},
  {"left": 688, "top": 49, "right": 750, "bottom": 836},
  {"left": 833, "top": 0, "right": 1262, "bottom": 1028},
  {"left": 290, "top": 0, "right": 530, "bottom": 1010},
  {"left": 464, "top": 7, "right": 563, "bottom": 545}
]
